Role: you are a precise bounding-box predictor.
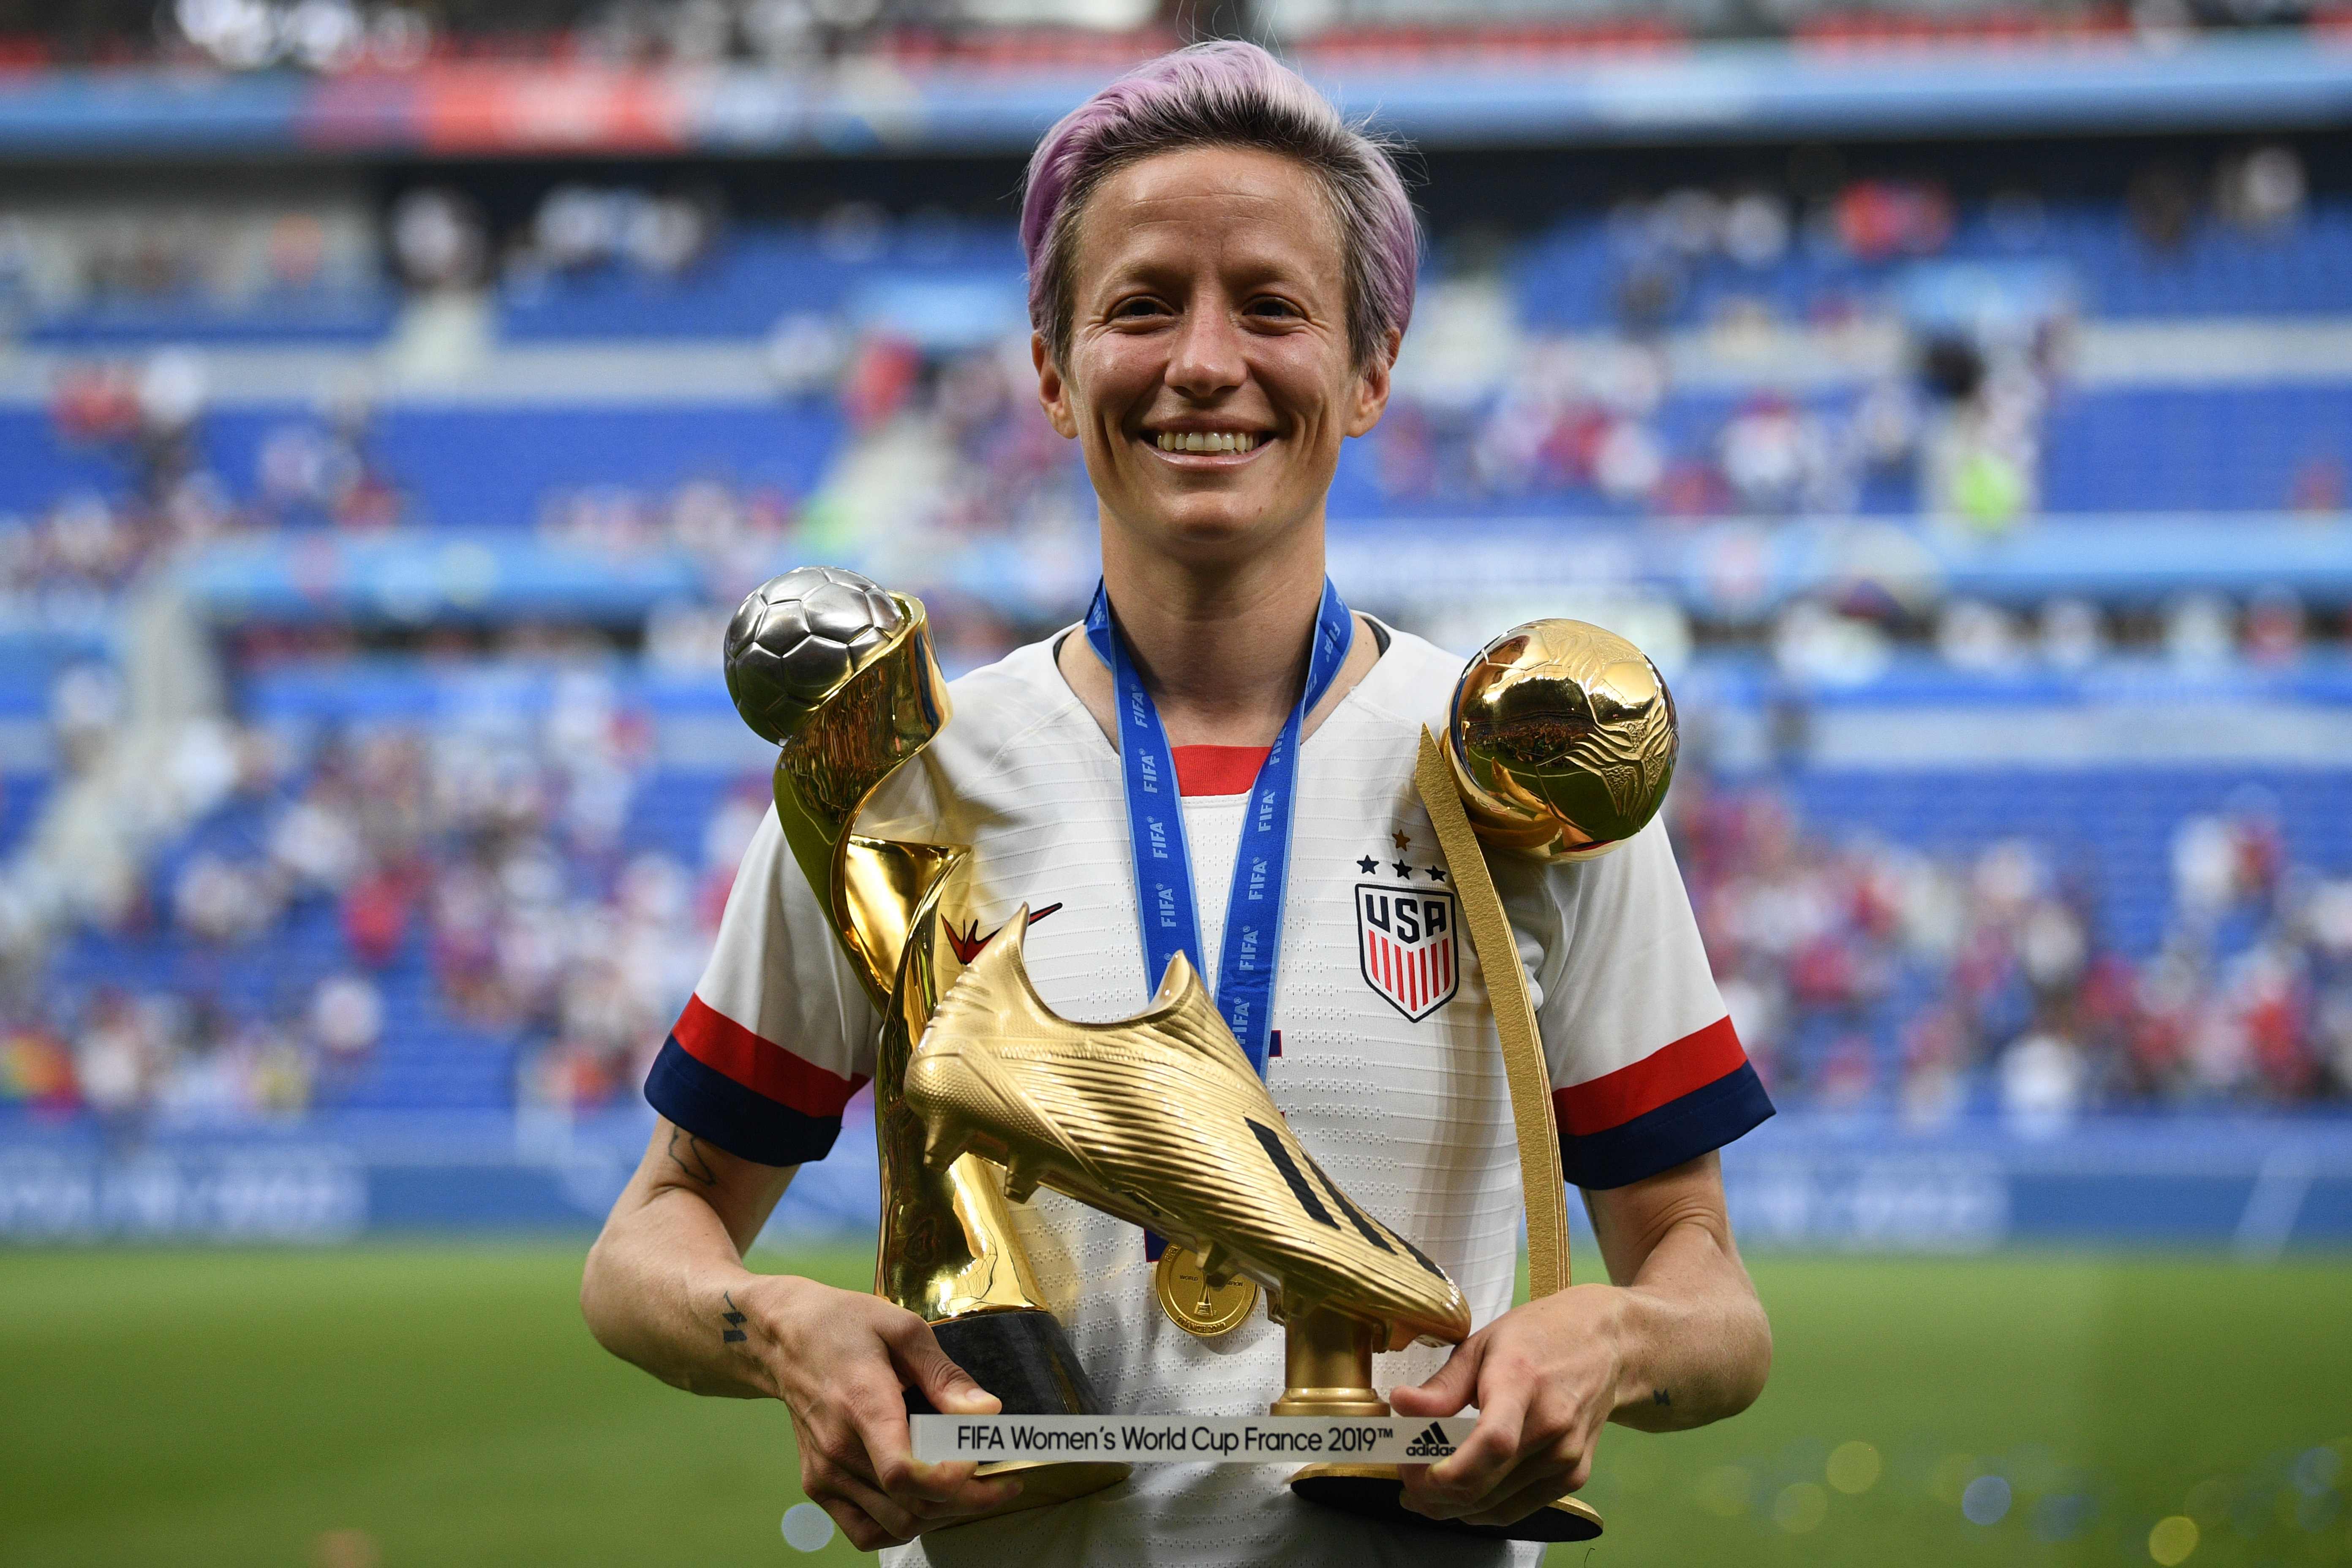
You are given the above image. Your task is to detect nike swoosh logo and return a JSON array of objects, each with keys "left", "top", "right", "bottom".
[{"left": 944, "top": 902, "right": 1063, "bottom": 965}]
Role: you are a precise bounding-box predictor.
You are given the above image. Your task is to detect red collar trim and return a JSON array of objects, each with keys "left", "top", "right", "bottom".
[{"left": 1172, "top": 744, "right": 1271, "bottom": 797}]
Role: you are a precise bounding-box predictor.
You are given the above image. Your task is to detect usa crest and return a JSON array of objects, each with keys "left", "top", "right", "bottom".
[{"left": 1355, "top": 884, "right": 1459, "bottom": 1021}]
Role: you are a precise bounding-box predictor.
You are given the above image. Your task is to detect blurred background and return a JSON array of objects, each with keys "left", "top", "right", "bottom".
[{"left": 0, "top": 3, "right": 2349, "bottom": 1566}]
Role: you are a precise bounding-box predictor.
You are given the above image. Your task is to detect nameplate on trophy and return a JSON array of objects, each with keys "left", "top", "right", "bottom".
[{"left": 911, "top": 1414, "right": 1479, "bottom": 1466}]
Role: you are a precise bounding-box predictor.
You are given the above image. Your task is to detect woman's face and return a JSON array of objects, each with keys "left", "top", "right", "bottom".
[{"left": 1036, "top": 145, "right": 1394, "bottom": 566}]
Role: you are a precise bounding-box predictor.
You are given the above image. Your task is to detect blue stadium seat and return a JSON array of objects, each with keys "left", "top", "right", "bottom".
[
  {"left": 0, "top": 773, "right": 44, "bottom": 856},
  {"left": 1512, "top": 199, "right": 2352, "bottom": 333},
  {"left": 1788, "top": 768, "right": 2352, "bottom": 957},
  {"left": 0, "top": 401, "right": 845, "bottom": 526},
  {"left": 2039, "top": 384, "right": 2352, "bottom": 513},
  {"left": 18, "top": 287, "right": 398, "bottom": 348},
  {"left": 496, "top": 221, "right": 1024, "bottom": 342}
]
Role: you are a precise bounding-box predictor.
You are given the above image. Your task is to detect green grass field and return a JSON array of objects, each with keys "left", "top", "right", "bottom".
[{"left": 3, "top": 1245, "right": 2348, "bottom": 1567}]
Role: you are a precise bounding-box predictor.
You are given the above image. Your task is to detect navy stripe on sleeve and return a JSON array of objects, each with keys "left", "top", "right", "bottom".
[
  {"left": 644, "top": 1036, "right": 845, "bottom": 1168},
  {"left": 1560, "top": 1061, "right": 1774, "bottom": 1191}
]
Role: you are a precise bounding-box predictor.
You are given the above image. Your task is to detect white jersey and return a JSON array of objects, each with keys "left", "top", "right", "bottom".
[{"left": 646, "top": 621, "right": 1770, "bottom": 1568}]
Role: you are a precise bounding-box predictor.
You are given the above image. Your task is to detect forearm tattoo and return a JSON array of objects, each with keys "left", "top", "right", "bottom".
[
  {"left": 1653, "top": 1387, "right": 1671, "bottom": 1407},
  {"left": 721, "top": 1290, "right": 748, "bottom": 1345},
  {"left": 665, "top": 1125, "right": 719, "bottom": 1186}
]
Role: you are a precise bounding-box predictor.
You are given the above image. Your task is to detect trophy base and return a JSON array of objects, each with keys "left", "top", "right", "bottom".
[
  {"left": 908, "top": 1307, "right": 1108, "bottom": 1419},
  {"left": 905, "top": 1307, "right": 1129, "bottom": 1524},
  {"left": 1288, "top": 1465, "right": 1605, "bottom": 1543}
]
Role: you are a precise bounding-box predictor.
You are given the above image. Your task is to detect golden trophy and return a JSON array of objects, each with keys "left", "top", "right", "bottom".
[
  {"left": 896, "top": 615, "right": 1677, "bottom": 1544},
  {"left": 1287, "top": 616, "right": 1679, "bottom": 1539},
  {"left": 723, "top": 566, "right": 1127, "bottom": 1516}
]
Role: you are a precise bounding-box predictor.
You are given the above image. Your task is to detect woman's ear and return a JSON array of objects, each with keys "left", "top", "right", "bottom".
[
  {"left": 1344, "top": 328, "right": 1402, "bottom": 438},
  {"left": 1033, "top": 332, "right": 1079, "bottom": 439}
]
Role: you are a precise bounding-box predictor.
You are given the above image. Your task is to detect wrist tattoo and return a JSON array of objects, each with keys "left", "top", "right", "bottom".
[
  {"left": 1652, "top": 1388, "right": 1671, "bottom": 1407},
  {"left": 721, "top": 1290, "right": 748, "bottom": 1344},
  {"left": 666, "top": 1126, "right": 719, "bottom": 1187}
]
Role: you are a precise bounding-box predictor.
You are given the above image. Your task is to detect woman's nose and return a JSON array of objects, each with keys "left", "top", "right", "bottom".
[{"left": 1165, "top": 306, "right": 1247, "bottom": 397}]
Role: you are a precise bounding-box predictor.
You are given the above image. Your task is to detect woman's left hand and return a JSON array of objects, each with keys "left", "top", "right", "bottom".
[{"left": 1386, "top": 1285, "right": 1624, "bottom": 1526}]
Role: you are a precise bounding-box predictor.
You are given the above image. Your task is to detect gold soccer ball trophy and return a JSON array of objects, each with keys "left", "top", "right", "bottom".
[
  {"left": 1277, "top": 617, "right": 1677, "bottom": 1543},
  {"left": 1445, "top": 618, "right": 1679, "bottom": 863},
  {"left": 724, "top": 566, "right": 1128, "bottom": 1521}
]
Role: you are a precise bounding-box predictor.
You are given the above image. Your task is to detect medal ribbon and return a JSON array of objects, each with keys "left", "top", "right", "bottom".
[{"left": 1085, "top": 576, "right": 1353, "bottom": 1078}]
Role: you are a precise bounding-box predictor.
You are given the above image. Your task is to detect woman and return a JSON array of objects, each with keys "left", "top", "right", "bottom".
[{"left": 583, "top": 41, "right": 1773, "bottom": 1567}]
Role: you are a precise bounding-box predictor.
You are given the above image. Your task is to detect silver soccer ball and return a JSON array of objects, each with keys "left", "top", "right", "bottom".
[{"left": 724, "top": 565, "right": 907, "bottom": 745}]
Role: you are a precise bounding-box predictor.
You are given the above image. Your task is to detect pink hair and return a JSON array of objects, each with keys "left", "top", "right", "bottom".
[{"left": 1019, "top": 40, "right": 1418, "bottom": 369}]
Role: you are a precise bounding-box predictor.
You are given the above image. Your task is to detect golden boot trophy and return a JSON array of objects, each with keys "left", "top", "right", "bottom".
[
  {"left": 897, "top": 615, "right": 1676, "bottom": 1543},
  {"left": 723, "top": 566, "right": 1126, "bottom": 1515}
]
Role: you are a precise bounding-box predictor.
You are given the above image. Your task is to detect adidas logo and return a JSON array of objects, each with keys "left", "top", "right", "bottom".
[{"left": 1402, "top": 1421, "right": 1455, "bottom": 1459}]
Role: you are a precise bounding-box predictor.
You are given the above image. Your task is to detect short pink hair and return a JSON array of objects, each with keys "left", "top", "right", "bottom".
[{"left": 1019, "top": 41, "right": 1418, "bottom": 370}]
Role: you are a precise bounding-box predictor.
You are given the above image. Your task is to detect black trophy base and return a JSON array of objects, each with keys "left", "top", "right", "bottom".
[
  {"left": 905, "top": 1307, "right": 1128, "bottom": 1520},
  {"left": 1290, "top": 1465, "right": 1605, "bottom": 1543},
  {"left": 906, "top": 1307, "right": 1106, "bottom": 1418}
]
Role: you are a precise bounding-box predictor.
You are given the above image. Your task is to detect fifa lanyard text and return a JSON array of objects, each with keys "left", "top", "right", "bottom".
[{"left": 1085, "top": 577, "right": 1354, "bottom": 1079}]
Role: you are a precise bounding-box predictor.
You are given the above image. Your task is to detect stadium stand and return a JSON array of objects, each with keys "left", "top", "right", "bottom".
[
  {"left": 14, "top": 286, "right": 399, "bottom": 349},
  {"left": 1511, "top": 199, "right": 2352, "bottom": 334},
  {"left": 0, "top": 402, "right": 845, "bottom": 530},
  {"left": 2, "top": 33, "right": 2349, "bottom": 1233},
  {"left": 498, "top": 217, "right": 1024, "bottom": 344}
]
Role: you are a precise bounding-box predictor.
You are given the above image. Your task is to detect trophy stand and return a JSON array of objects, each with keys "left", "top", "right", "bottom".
[
  {"left": 1268, "top": 1307, "right": 1386, "bottom": 1417},
  {"left": 1278, "top": 1305, "right": 1603, "bottom": 1544}
]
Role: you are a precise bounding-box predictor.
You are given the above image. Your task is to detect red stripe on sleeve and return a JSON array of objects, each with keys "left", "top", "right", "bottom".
[
  {"left": 672, "top": 994, "right": 867, "bottom": 1118},
  {"left": 1551, "top": 1015, "right": 1748, "bottom": 1138}
]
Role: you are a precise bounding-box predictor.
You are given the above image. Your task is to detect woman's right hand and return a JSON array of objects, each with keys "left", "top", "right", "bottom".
[{"left": 740, "top": 1275, "right": 1024, "bottom": 1550}]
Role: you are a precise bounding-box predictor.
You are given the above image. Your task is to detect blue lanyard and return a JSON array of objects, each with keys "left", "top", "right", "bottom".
[{"left": 1085, "top": 577, "right": 1354, "bottom": 1077}]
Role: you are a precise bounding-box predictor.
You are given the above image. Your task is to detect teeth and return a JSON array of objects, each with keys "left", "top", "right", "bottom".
[{"left": 1154, "top": 432, "right": 1258, "bottom": 454}]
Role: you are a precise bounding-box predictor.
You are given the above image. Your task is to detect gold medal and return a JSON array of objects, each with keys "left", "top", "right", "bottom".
[{"left": 1154, "top": 1245, "right": 1259, "bottom": 1338}]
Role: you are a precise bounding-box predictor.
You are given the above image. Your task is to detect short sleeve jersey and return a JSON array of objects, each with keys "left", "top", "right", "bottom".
[{"left": 646, "top": 622, "right": 1772, "bottom": 1568}]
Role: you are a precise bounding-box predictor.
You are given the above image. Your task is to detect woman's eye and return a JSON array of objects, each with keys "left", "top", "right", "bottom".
[
  {"left": 1113, "top": 297, "right": 1168, "bottom": 319},
  {"left": 1247, "top": 297, "right": 1302, "bottom": 319}
]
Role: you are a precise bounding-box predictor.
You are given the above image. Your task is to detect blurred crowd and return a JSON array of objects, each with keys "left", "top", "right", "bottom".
[
  {"left": 1766, "top": 584, "right": 2328, "bottom": 690},
  {"left": 0, "top": 200, "right": 377, "bottom": 325},
  {"left": 0, "top": 675, "right": 745, "bottom": 1130},
  {"left": 8, "top": 733, "right": 2349, "bottom": 1127},
  {"left": 3, "top": 139, "right": 2333, "bottom": 597},
  {"left": 0, "top": 353, "right": 399, "bottom": 619},
  {"left": 389, "top": 182, "right": 718, "bottom": 294},
  {"left": 3, "top": 356, "right": 245, "bottom": 614},
  {"left": 1374, "top": 335, "right": 2022, "bottom": 525},
  {"left": 2, "top": 134, "right": 2349, "bottom": 1136},
  {"left": 1377, "top": 147, "right": 2313, "bottom": 529},
  {"left": 1677, "top": 778, "right": 2352, "bottom": 1132}
]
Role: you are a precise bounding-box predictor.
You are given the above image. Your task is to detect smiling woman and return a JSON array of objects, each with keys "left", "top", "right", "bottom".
[
  {"left": 1039, "top": 145, "right": 1389, "bottom": 612},
  {"left": 1025, "top": 46, "right": 1415, "bottom": 744},
  {"left": 582, "top": 39, "right": 1774, "bottom": 1568}
]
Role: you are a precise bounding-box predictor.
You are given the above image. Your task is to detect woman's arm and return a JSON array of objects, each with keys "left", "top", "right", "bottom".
[
  {"left": 1579, "top": 1149, "right": 1772, "bottom": 1431},
  {"left": 581, "top": 1117, "right": 1021, "bottom": 1549},
  {"left": 580, "top": 1118, "right": 792, "bottom": 1396},
  {"left": 1389, "top": 1152, "right": 1771, "bottom": 1526}
]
